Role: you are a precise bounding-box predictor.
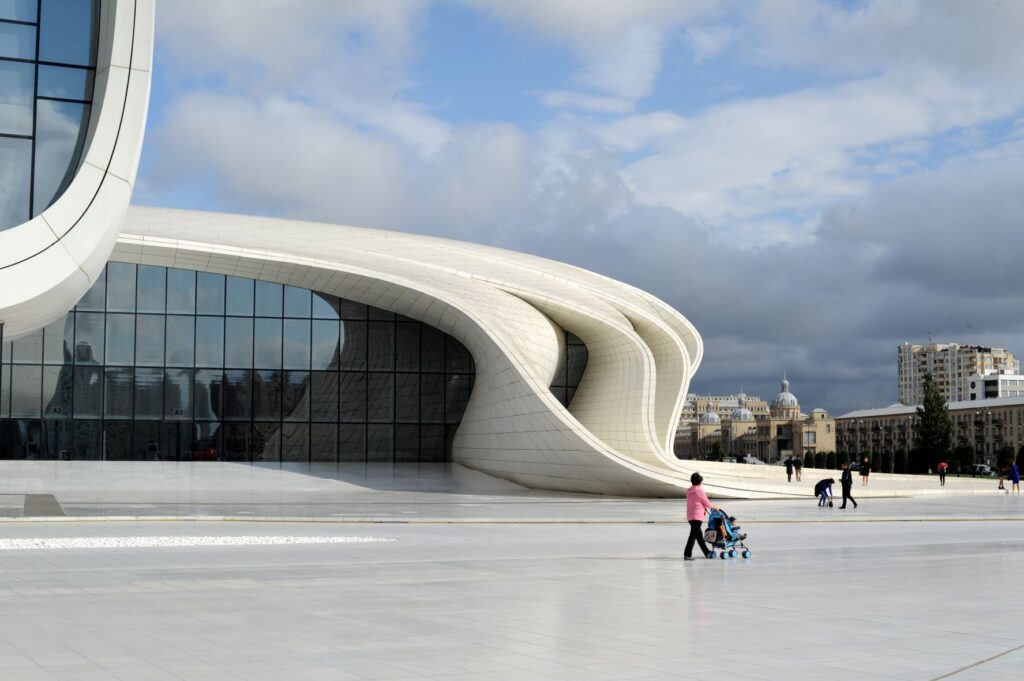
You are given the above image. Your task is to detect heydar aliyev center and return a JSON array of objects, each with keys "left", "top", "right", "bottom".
[{"left": 0, "top": 0, "right": 738, "bottom": 497}]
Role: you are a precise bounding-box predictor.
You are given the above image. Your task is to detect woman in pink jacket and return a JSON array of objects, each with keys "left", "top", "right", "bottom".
[{"left": 684, "top": 472, "right": 719, "bottom": 561}]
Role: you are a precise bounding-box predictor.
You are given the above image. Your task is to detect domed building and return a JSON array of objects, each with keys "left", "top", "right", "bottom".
[{"left": 675, "top": 377, "right": 836, "bottom": 463}]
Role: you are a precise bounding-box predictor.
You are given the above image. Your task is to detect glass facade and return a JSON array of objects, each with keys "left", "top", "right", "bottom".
[
  {"left": 550, "top": 331, "right": 588, "bottom": 407},
  {"left": 0, "top": 264, "right": 476, "bottom": 462},
  {"left": 0, "top": 0, "right": 99, "bottom": 230}
]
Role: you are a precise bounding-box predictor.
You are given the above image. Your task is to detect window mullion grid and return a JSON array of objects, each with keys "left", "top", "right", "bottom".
[{"left": 27, "top": 0, "right": 41, "bottom": 220}]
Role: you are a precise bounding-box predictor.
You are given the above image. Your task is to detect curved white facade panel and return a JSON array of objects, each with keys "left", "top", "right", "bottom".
[
  {"left": 113, "top": 206, "right": 714, "bottom": 497},
  {"left": 0, "top": 0, "right": 153, "bottom": 340}
]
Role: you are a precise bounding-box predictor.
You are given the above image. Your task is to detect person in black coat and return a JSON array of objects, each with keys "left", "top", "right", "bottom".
[
  {"left": 839, "top": 462, "right": 858, "bottom": 509},
  {"left": 785, "top": 457, "right": 794, "bottom": 482}
]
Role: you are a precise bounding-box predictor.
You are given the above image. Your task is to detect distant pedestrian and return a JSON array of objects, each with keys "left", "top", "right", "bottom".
[
  {"left": 1011, "top": 462, "right": 1021, "bottom": 494},
  {"left": 860, "top": 458, "right": 870, "bottom": 486},
  {"left": 684, "top": 472, "right": 718, "bottom": 561},
  {"left": 937, "top": 461, "right": 949, "bottom": 487},
  {"left": 794, "top": 456, "right": 802, "bottom": 481},
  {"left": 785, "top": 457, "right": 794, "bottom": 482},
  {"left": 998, "top": 463, "right": 1006, "bottom": 492},
  {"left": 814, "top": 478, "right": 835, "bottom": 507},
  {"left": 839, "top": 463, "right": 858, "bottom": 509}
]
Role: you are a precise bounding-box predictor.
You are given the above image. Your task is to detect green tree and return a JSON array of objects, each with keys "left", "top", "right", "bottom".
[
  {"left": 894, "top": 448, "right": 908, "bottom": 474},
  {"left": 881, "top": 451, "right": 893, "bottom": 474},
  {"left": 709, "top": 441, "right": 724, "bottom": 462},
  {"left": 996, "top": 444, "right": 1016, "bottom": 472},
  {"left": 804, "top": 453, "right": 814, "bottom": 469},
  {"left": 915, "top": 374, "right": 952, "bottom": 473},
  {"left": 957, "top": 445, "right": 976, "bottom": 475},
  {"left": 826, "top": 451, "right": 837, "bottom": 469},
  {"left": 814, "top": 452, "right": 825, "bottom": 469},
  {"left": 837, "top": 451, "right": 849, "bottom": 469}
]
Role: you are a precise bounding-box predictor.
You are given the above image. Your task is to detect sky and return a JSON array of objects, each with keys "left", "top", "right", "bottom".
[{"left": 134, "top": 0, "right": 1024, "bottom": 416}]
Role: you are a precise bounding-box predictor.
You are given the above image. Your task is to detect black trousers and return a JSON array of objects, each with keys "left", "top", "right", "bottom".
[
  {"left": 685, "top": 519, "right": 710, "bottom": 557},
  {"left": 840, "top": 484, "right": 857, "bottom": 508}
]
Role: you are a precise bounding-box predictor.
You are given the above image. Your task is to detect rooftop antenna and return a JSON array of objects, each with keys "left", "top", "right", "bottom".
[{"left": 928, "top": 330, "right": 933, "bottom": 343}]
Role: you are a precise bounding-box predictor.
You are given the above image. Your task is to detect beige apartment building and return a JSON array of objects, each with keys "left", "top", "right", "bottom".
[
  {"left": 678, "top": 393, "right": 770, "bottom": 424},
  {"left": 675, "top": 379, "right": 835, "bottom": 463},
  {"left": 898, "top": 342, "right": 1019, "bottom": 405},
  {"left": 837, "top": 396, "right": 1024, "bottom": 466}
]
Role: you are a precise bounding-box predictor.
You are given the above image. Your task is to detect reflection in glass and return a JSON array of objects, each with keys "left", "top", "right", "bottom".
[
  {"left": 396, "top": 424, "right": 418, "bottom": 462},
  {"left": 395, "top": 323, "right": 419, "bottom": 372},
  {"left": 42, "top": 365, "right": 71, "bottom": 418},
  {"left": 421, "top": 425, "right": 445, "bottom": 462},
  {"left": 42, "top": 420, "right": 72, "bottom": 460},
  {"left": 105, "top": 314, "right": 134, "bottom": 366},
  {"left": 396, "top": 373, "right": 418, "bottom": 423},
  {"left": 135, "top": 315, "right": 164, "bottom": 367},
  {"left": 339, "top": 372, "right": 366, "bottom": 422},
  {"left": 195, "top": 317, "right": 224, "bottom": 368},
  {"left": 132, "top": 422, "right": 160, "bottom": 461},
  {"left": 312, "top": 292, "right": 340, "bottom": 320},
  {"left": 0, "top": 21, "right": 34, "bottom": 59},
  {"left": 72, "top": 366, "right": 100, "bottom": 418},
  {"left": 368, "top": 322, "right": 394, "bottom": 371},
  {"left": 43, "top": 316, "right": 74, "bottom": 364},
  {"left": 106, "top": 263, "right": 136, "bottom": 312},
  {"left": 254, "top": 319, "right": 282, "bottom": 369},
  {"left": 10, "top": 365, "right": 41, "bottom": 417},
  {"left": 133, "top": 368, "right": 162, "bottom": 420},
  {"left": 38, "top": 0, "right": 98, "bottom": 66},
  {"left": 310, "top": 371, "right": 338, "bottom": 422},
  {"left": 164, "top": 369, "right": 192, "bottom": 420},
  {"left": 223, "top": 423, "right": 249, "bottom": 462},
  {"left": 339, "top": 424, "right": 365, "bottom": 462},
  {"left": 0, "top": 137, "right": 30, "bottom": 228},
  {"left": 255, "top": 281, "right": 282, "bottom": 317},
  {"left": 77, "top": 269, "right": 106, "bottom": 311},
  {"left": 252, "top": 422, "right": 279, "bottom": 462},
  {"left": 193, "top": 422, "right": 221, "bottom": 461},
  {"left": 104, "top": 367, "right": 132, "bottom": 418},
  {"left": 283, "top": 320, "right": 310, "bottom": 370},
  {"left": 104, "top": 421, "right": 131, "bottom": 460},
  {"left": 284, "top": 286, "right": 311, "bottom": 318},
  {"left": 166, "top": 268, "right": 196, "bottom": 314},
  {"left": 0, "top": 0, "right": 38, "bottom": 21},
  {"left": 12, "top": 328, "right": 42, "bottom": 363},
  {"left": 193, "top": 369, "right": 222, "bottom": 421},
  {"left": 33, "top": 99, "right": 91, "bottom": 214},
  {"left": 225, "top": 276, "right": 254, "bottom": 316},
  {"left": 311, "top": 320, "right": 339, "bottom": 370},
  {"left": 0, "top": 60, "right": 34, "bottom": 135},
  {"left": 446, "top": 374, "right": 472, "bottom": 423},
  {"left": 421, "top": 326, "right": 445, "bottom": 373},
  {"left": 165, "top": 316, "right": 195, "bottom": 367},
  {"left": 196, "top": 272, "right": 225, "bottom": 315},
  {"left": 367, "top": 373, "right": 393, "bottom": 423},
  {"left": 38, "top": 64, "right": 94, "bottom": 100},
  {"left": 74, "top": 312, "right": 104, "bottom": 364},
  {"left": 283, "top": 371, "right": 309, "bottom": 422},
  {"left": 73, "top": 420, "right": 100, "bottom": 459},
  {"left": 223, "top": 370, "right": 251, "bottom": 420},
  {"left": 136, "top": 265, "right": 166, "bottom": 313},
  {"left": 253, "top": 370, "right": 281, "bottom": 421},
  {"left": 224, "top": 318, "right": 253, "bottom": 368},
  {"left": 162, "top": 422, "right": 191, "bottom": 462},
  {"left": 367, "top": 424, "right": 393, "bottom": 462},
  {"left": 339, "top": 321, "right": 367, "bottom": 370},
  {"left": 421, "top": 374, "right": 445, "bottom": 423},
  {"left": 310, "top": 423, "right": 337, "bottom": 462},
  {"left": 281, "top": 422, "right": 308, "bottom": 462}
]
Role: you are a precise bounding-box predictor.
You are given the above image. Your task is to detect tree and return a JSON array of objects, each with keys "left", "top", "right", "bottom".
[
  {"left": 837, "top": 451, "right": 849, "bottom": 469},
  {"left": 915, "top": 373, "right": 952, "bottom": 473},
  {"left": 996, "top": 445, "right": 1016, "bottom": 472},
  {"left": 880, "top": 451, "right": 893, "bottom": 474},
  {"left": 894, "top": 448, "right": 908, "bottom": 474},
  {"left": 814, "top": 452, "right": 825, "bottom": 469},
  {"left": 958, "top": 445, "right": 976, "bottom": 475},
  {"left": 709, "top": 441, "right": 724, "bottom": 462},
  {"left": 826, "top": 451, "right": 837, "bottom": 469}
]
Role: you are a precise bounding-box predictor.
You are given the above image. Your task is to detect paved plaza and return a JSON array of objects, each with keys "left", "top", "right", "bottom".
[{"left": 0, "top": 464, "right": 1021, "bottom": 680}]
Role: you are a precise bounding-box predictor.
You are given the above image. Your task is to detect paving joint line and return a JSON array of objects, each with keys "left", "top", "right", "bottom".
[{"left": 930, "top": 641, "right": 1024, "bottom": 680}]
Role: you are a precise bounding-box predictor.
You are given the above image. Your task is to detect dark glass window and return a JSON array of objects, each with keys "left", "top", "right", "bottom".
[
  {"left": 33, "top": 100, "right": 91, "bottom": 214},
  {"left": 0, "top": 138, "right": 30, "bottom": 226},
  {"left": 0, "top": 264, "right": 475, "bottom": 463},
  {"left": 550, "top": 331, "right": 589, "bottom": 408},
  {"left": 0, "top": 1, "right": 37, "bottom": 22},
  {"left": 37, "top": 64, "right": 94, "bottom": 100},
  {"left": 0, "top": 22, "right": 34, "bottom": 60}
]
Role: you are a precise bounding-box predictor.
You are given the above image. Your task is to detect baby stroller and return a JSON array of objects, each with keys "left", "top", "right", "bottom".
[{"left": 703, "top": 508, "right": 752, "bottom": 559}]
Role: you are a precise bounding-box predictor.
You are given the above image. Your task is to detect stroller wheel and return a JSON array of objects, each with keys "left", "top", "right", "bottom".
[
  {"left": 742, "top": 550, "right": 751, "bottom": 559},
  {"left": 708, "top": 550, "right": 716, "bottom": 559},
  {"left": 728, "top": 549, "right": 737, "bottom": 558},
  {"left": 720, "top": 551, "right": 728, "bottom": 560}
]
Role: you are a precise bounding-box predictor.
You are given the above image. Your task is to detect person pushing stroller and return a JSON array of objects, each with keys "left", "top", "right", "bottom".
[{"left": 684, "top": 472, "right": 719, "bottom": 561}]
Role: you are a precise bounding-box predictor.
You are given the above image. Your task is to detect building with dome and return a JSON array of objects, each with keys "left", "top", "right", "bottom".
[{"left": 675, "top": 378, "right": 835, "bottom": 462}]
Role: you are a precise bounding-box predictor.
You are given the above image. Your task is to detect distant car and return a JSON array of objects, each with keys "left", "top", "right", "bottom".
[
  {"left": 849, "top": 461, "right": 860, "bottom": 471},
  {"left": 972, "top": 464, "right": 994, "bottom": 476}
]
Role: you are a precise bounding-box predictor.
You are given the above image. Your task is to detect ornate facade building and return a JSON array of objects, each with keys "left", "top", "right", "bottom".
[{"left": 675, "top": 378, "right": 835, "bottom": 463}]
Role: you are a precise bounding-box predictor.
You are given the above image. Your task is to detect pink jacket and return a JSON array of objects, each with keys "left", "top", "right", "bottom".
[{"left": 686, "top": 485, "right": 712, "bottom": 521}]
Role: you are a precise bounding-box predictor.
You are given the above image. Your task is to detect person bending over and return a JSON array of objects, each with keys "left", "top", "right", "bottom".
[{"left": 814, "top": 478, "right": 835, "bottom": 507}]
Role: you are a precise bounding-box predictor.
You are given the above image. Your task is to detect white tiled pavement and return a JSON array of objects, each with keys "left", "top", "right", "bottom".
[{"left": 0, "top": 501, "right": 1022, "bottom": 679}]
